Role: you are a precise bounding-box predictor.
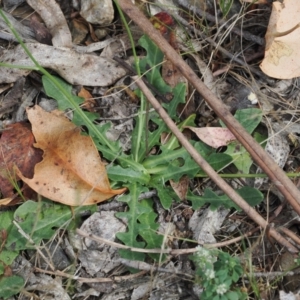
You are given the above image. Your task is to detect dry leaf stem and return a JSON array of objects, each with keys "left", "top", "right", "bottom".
[{"left": 116, "top": 0, "right": 300, "bottom": 217}]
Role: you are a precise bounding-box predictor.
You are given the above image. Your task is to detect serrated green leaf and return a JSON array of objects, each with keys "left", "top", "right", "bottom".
[
  {"left": 155, "top": 182, "right": 178, "bottom": 209},
  {"left": 254, "top": 132, "right": 267, "bottom": 148},
  {"left": 234, "top": 108, "right": 262, "bottom": 134},
  {"left": 0, "top": 275, "right": 24, "bottom": 299},
  {"left": 150, "top": 141, "right": 215, "bottom": 182},
  {"left": 42, "top": 75, "right": 79, "bottom": 110},
  {"left": 138, "top": 199, "right": 164, "bottom": 260},
  {"left": 225, "top": 126, "right": 265, "bottom": 174},
  {"left": 144, "top": 141, "right": 212, "bottom": 170},
  {"left": 225, "top": 141, "right": 252, "bottom": 174},
  {"left": 220, "top": 108, "right": 262, "bottom": 135},
  {"left": 205, "top": 153, "right": 233, "bottom": 172},
  {"left": 139, "top": 35, "right": 172, "bottom": 94},
  {"left": 153, "top": 155, "right": 200, "bottom": 182},
  {"left": 162, "top": 83, "right": 186, "bottom": 120},
  {"left": 236, "top": 186, "right": 264, "bottom": 207},
  {"left": 6, "top": 200, "right": 95, "bottom": 251},
  {"left": 226, "top": 291, "right": 242, "bottom": 300},
  {"left": 0, "top": 211, "right": 14, "bottom": 231},
  {"left": 188, "top": 187, "right": 263, "bottom": 210},
  {"left": 116, "top": 184, "right": 149, "bottom": 261},
  {"left": 107, "top": 165, "right": 150, "bottom": 184},
  {"left": 0, "top": 250, "right": 18, "bottom": 266},
  {"left": 132, "top": 85, "right": 186, "bottom": 162},
  {"left": 162, "top": 113, "right": 196, "bottom": 150},
  {"left": 219, "top": 0, "right": 234, "bottom": 16},
  {"left": 134, "top": 35, "right": 187, "bottom": 162}
]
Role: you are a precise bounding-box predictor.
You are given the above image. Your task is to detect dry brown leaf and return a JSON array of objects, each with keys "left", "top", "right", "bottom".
[
  {"left": 260, "top": 0, "right": 300, "bottom": 79},
  {"left": 169, "top": 176, "right": 189, "bottom": 200},
  {"left": 30, "top": 13, "right": 52, "bottom": 45},
  {"left": 185, "top": 126, "right": 236, "bottom": 148},
  {"left": 0, "top": 122, "right": 43, "bottom": 198},
  {"left": 78, "top": 87, "right": 96, "bottom": 112},
  {"left": 16, "top": 105, "right": 126, "bottom": 206}
]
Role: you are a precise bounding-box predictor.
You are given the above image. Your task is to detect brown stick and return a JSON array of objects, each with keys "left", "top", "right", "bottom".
[
  {"left": 133, "top": 75, "right": 298, "bottom": 253},
  {"left": 116, "top": 0, "right": 300, "bottom": 216}
]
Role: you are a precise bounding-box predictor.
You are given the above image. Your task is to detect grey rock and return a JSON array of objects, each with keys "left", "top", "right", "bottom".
[{"left": 80, "top": 0, "right": 114, "bottom": 25}]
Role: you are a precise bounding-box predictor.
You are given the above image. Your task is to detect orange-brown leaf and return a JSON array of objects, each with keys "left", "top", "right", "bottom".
[
  {"left": 16, "top": 105, "right": 126, "bottom": 206},
  {"left": 78, "top": 87, "right": 96, "bottom": 112}
]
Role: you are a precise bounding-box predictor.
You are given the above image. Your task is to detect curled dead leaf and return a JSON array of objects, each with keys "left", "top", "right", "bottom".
[{"left": 16, "top": 106, "right": 126, "bottom": 206}]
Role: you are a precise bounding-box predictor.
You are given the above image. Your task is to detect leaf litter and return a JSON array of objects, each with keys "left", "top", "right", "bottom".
[
  {"left": 1, "top": 0, "right": 300, "bottom": 299},
  {"left": 0, "top": 43, "right": 127, "bottom": 85}
]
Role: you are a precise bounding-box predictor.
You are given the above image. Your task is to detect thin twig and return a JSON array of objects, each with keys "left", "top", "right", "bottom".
[
  {"left": 244, "top": 270, "right": 300, "bottom": 279},
  {"left": 34, "top": 266, "right": 148, "bottom": 283},
  {"left": 13, "top": 221, "right": 55, "bottom": 271},
  {"left": 119, "top": 259, "right": 194, "bottom": 279},
  {"left": 76, "top": 228, "right": 196, "bottom": 255}
]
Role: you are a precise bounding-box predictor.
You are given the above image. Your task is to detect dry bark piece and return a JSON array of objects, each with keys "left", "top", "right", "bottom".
[
  {"left": 78, "top": 211, "right": 126, "bottom": 281},
  {"left": 260, "top": 0, "right": 300, "bottom": 79},
  {"left": 70, "top": 18, "right": 89, "bottom": 44},
  {"left": 16, "top": 105, "right": 126, "bottom": 206},
  {"left": 0, "top": 10, "right": 35, "bottom": 40},
  {"left": 30, "top": 13, "right": 52, "bottom": 45},
  {"left": 0, "top": 77, "right": 24, "bottom": 116},
  {"left": 254, "top": 122, "right": 290, "bottom": 189},
  {"left": 0, "top": 122, "right": 43, "bottom": 198},
  {"left": 189, "top": 207, "right": 229, "bottom": 244},
  {"left": 0, "top": 43, "right": 127, "bottom": 86}
]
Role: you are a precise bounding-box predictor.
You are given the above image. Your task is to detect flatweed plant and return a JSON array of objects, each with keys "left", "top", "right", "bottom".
[{"left": 0, "top": 6, "right": 267, "bottom": 298}]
